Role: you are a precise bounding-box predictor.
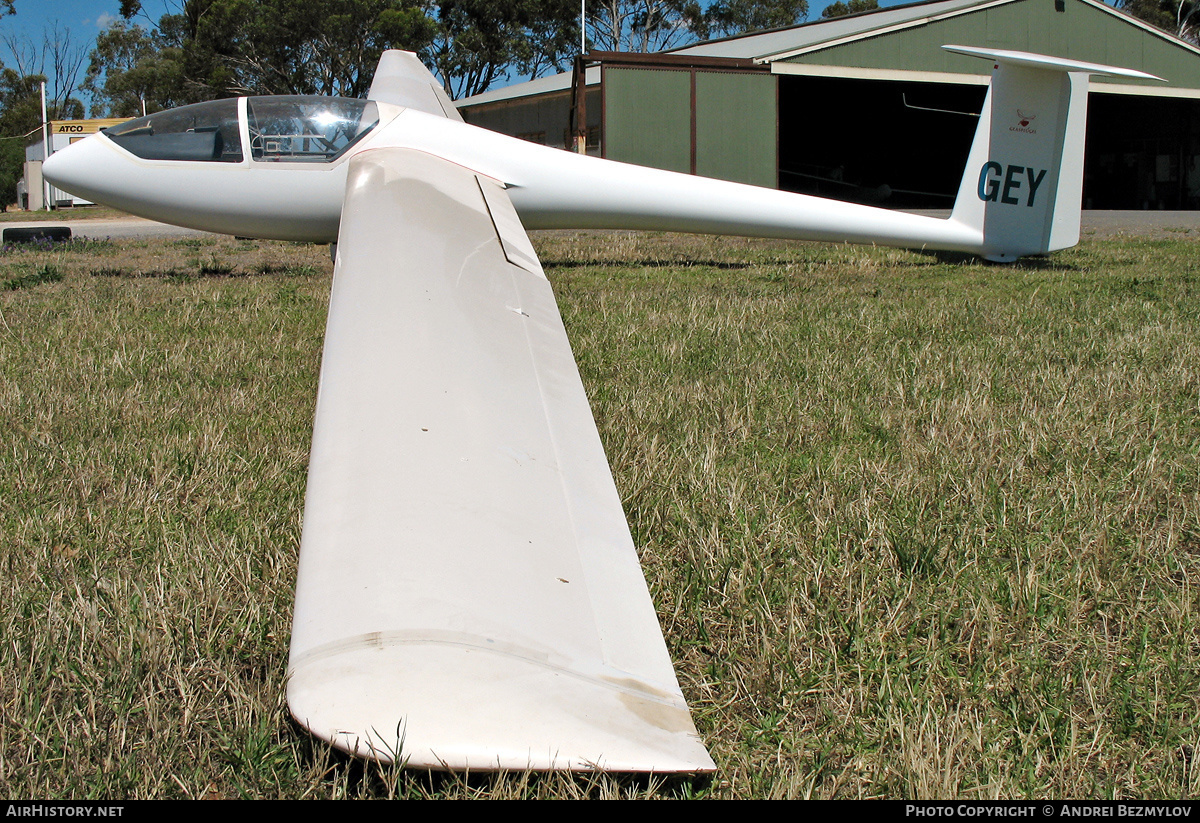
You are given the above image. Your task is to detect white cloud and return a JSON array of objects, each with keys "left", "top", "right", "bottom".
[{"left": 95, "top": 12, "right": 118, "bottom": 28}]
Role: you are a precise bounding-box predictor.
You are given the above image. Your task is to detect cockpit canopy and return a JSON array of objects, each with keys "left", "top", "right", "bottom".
[
  {"left": 106, "top": 99, "right": 243, "bottom": 162},
  {"left": 104, "top": 97, "right": 380, "bottom": 164},
  {"left": 248, "top": 97, "right": 379, "bottom": 162}
]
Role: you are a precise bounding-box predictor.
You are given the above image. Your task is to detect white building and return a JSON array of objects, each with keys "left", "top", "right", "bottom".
[{"left": 23, "top": 118, "right": 131, "bottom": 209}]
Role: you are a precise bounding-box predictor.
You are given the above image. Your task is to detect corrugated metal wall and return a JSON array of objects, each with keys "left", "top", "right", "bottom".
[
  {"left": 604, "top": 69, "right": 692, "bottom": 173},
  {"left": 462, "top": 90, "right": 601, "bottom": 151},
  {"left": 695, "top": 72, "right": 777, "bottom": 188},
  {"left": 604, "top": 67, "right": 778, "bottom": 187}
]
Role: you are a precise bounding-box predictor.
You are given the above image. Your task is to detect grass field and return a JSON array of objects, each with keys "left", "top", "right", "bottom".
[
  {"left": 0, "top": 206, "right": 135, "bottom": 224},
  {"left": 0, "top": 230, "right": 1197, "bottom": 799}
]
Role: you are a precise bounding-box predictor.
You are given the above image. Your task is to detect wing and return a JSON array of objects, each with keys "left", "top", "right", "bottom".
[
  {"left": 286, "top": 148, "right": 715, "bottom": 772},
  {"left": 367, "top": 50, "right": 463, "bottom": 122}
]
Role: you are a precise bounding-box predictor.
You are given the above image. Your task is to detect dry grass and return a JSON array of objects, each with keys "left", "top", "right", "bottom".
[{"left": 0, "top": 231, "right": 1197, "bottom": 798}]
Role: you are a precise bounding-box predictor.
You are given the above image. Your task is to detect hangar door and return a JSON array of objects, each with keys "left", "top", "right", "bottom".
[
  {"left": 603, "top": 65, "right": 778, "bottom": 189},
  {"left": 777, "top": 73, "right": 1200, "bottom": 210}
]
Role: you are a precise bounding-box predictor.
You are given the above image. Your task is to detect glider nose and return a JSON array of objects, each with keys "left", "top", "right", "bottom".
[{"left": 42, "top": 135, "right": 117, "bottom": 205}]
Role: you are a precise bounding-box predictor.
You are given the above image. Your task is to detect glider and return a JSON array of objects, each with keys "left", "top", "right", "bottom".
[{"left": 43, "top": 46, "right": 1159, "bottom": 772}]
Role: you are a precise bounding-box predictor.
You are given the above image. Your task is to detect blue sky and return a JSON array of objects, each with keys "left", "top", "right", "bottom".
[
  {"left": 1, "top": 0, "right": 881, "bottom": 60},
  {"left": 0, "top": 0, "right": 920, "bottom": 105},
  {"left": 1, "top": 1, "right": 177, "bottom": 50},
  {"left": 0, "top": 1, "right": 178, "bottom": 90}
]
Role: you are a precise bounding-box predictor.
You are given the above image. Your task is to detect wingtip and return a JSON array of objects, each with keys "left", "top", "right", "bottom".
[{"left": 287, "top": 639, "right": 715, "bottom": 772}]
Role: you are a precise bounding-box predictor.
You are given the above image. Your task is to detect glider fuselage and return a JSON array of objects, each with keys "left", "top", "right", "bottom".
[{"left": 45, "top": 98, "right": 982, "bottom": 252}]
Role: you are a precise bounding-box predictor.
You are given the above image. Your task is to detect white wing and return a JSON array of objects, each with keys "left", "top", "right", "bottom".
[
  {"left": 286, "top": 148, "right": 715, "bottom": 772},
  {"left": 367, "top": 51, "right": 463, "bottom": 121}
]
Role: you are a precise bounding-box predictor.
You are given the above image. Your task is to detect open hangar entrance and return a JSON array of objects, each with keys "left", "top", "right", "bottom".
[
  {"left": 776, "top": 72, "right": 1200, "bottom": 211},
  {"left": 1084, "top": 93, "right": 1200, "bottom": 210},
  {"left": 777, "top": 74, "right": 985, "bottom": 209}
]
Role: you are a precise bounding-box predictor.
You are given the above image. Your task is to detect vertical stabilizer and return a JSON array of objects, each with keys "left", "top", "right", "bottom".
[{"left": 947, "top": 47, "right": 1162, "bottom": 262}]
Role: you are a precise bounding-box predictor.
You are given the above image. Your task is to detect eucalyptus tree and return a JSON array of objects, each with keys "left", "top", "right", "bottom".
[
  {"left": 81, "top": 18, "right": 190, "bottom": 116},
  {"left": 1119, "top": 0, "right": 1200, "bottom": 43}
]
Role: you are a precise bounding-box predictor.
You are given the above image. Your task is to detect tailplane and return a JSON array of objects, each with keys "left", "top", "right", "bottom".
[{"left": 947, "top": 46, "right": 1161, "bottom": 262}]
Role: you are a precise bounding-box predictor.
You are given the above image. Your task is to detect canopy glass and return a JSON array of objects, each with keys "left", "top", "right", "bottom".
[
  {"left": 104, "top": 97, "right": 380, "bottom": 164},
  {"left": 248, "top": 97, "right": 379, "bottom": 163},
  {"left": 106, "top": 99, "right": 244, "bottom": 163}
]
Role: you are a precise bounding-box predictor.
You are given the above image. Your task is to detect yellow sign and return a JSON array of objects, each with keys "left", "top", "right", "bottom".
[{"left": 51, "top": 118, "right": 131, "bottom": 135}]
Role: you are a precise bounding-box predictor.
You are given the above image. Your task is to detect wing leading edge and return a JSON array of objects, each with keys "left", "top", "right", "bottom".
[{"left": 286, "top": 148, "right": 715, "bottom": 772}]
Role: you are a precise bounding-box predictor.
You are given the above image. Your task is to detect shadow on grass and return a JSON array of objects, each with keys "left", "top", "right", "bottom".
[
  {"left": 550, "top": 250, "right": 1078, "bottom": 273},
  {"left": 90, "top": 262, "right": 321, "bottom": 280},
  {"left": 395, "top": 766, "right": 712, "bottom": 800},
  {"left": 1, "top": 237, "right": 116, "bottom": 255},
  {"left": 297, "top": 731, "right": 716, "bottom": 799},
  {"left": 4, "top": 264, "right": 62, "bottom": 290},
  {"left": 543, "top": 257, "right": 753, "bottom": 271},
  {"left": 913, "top": 249, "right": 1081, "bottom": 271}
]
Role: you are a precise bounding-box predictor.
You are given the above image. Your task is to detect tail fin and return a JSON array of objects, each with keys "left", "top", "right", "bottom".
[{"left": 947, "top": 46, "right": 1162, "bottom": 262}]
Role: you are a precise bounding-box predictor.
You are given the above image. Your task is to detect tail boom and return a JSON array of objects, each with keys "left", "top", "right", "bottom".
[{"left": 383, "top": 47, "right": 1162, "bottom": 265}]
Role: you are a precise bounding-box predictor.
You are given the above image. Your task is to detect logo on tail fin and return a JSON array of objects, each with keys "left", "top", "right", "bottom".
[{"left": 1011, "top": 109, "right": 1038, "bottom": 134}]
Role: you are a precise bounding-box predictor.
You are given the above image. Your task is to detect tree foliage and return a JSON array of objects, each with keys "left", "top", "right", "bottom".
[
  {"left": 0, "top": 22, "right": 88, "bottom": 119},
  {"left": 1118, "top": 0, "right": 1200, "bottom": 43},
  {"left": 92, "top": 0, "right": 581, "bottom": 105},
  {"left": 177, "top": 0, "right": 439, "bottom": 98},
  {"left": 81, "top": 0, "right": 822, "bottom": 112},
  {"left": 0, "top": 133, "right": 23, "bottom": 209},
  {"left": 80, "top": 20, "right": 189, "bottom": 116},
  {"left": 0, "top": 68, "right": 84, "bottom": 137},
  {"left": 427, "top": 0, "right": 578, "bottom": 99},
  {"left": 586, "top": 0, "right": 704, "bottom": 51},
  {"left": 699, "top": 0, "right": 808, "bottom": 39},
  {"left": 587, "top": 0, "right": 806, "bottom": 52},
  {"left": 820, "top": 0, "right": 878, "bottom": 19}
]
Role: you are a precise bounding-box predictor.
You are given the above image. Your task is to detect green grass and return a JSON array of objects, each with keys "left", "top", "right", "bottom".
[
  {"left": 0, "top": 205, "right": 134, "bottom": 223},
  {"left": 0, "top": 232, "right": 1197, "bottom": 798},
  {"left": 4, "top": 264, "right": 62, "bottom": 290}
]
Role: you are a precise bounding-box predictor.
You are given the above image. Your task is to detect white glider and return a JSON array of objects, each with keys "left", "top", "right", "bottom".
[{"left": 43, "top": 47, "right": 1159, "bottom": 772}]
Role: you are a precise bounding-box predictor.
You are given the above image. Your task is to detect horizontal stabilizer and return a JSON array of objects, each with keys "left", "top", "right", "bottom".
[{"left": 943, "top": 45, "right": 1163, "bottom": 81}]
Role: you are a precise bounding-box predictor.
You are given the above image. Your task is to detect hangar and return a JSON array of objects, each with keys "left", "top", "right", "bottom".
[{"left": 458, "top": 0, "right": 1200, "bottom": 210}]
